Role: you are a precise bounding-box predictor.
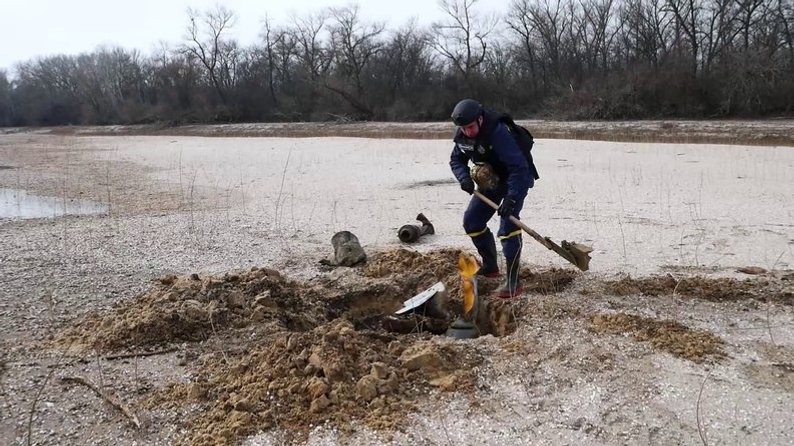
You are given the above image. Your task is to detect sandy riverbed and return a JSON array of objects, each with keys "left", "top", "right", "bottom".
[{"left": 0, "top": 129, "right": 792, "bottom": 445}]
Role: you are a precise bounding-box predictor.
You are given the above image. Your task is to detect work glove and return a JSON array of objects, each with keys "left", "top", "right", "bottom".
[
  {"left": 497, "top": 198, "right": 516, "bottom": 218},
  {"left": 459, "top": 178, "right": 475, "bottom": 195}
]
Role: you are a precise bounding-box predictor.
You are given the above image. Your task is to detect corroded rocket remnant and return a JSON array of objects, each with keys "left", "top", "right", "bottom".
[
  {"left": 330, "top": 231, "right": 366, "bottom": 266},
  {"left": 397, "top": 213, "right": 435, "bottom": 243}
]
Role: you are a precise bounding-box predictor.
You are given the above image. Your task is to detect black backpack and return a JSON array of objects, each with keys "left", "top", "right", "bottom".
[{"left": 499, "top": 113, "right": 540, "bottom": 180}]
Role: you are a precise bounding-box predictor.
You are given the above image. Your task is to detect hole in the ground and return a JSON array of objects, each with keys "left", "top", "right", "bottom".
[
  {"left": 57, "top": 248, "right": 582, "bottom": 354},
  {"left": 473, "top": 298, "right": 522, "bottom": 337},
  {"left": 325, "top": 279, "right": 524, "bottom": 338},
  {"left": 322, "top": 281, "right": 452, "bottom": 336},
  {"left": 56, "top": 250, "right": 576, "bottom": 445},
  {"left": 358, "top": 249, "right": 582, "bottom": 336}
]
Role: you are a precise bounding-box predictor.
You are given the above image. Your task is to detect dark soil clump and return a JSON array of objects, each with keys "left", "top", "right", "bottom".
[
  {"left": 601, "top": 274, "right": 793, "bottom": 304},
  {"left": 590, "top": 312, "right": 726, "bottom": 363}
]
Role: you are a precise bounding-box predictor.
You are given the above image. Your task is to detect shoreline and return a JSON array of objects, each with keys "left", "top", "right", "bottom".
[{"left": 3, "top": 118, "right": 794, "bottom": 146}]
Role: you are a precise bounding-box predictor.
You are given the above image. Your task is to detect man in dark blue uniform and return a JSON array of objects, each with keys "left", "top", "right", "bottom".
[{"left": 449, "top": 99, "right": 536, "bottom": 298}]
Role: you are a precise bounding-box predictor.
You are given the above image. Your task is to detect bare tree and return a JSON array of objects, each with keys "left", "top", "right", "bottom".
[
  {"left": 14, "top": 56, "right": 81, "bottom": 125},
  {"left": 736, "top": 0, "right": 768, "bottom": 50},
  {"left": 216, "top": 39, "right": 241, "bottom": 91},
  {"left": 184, "top": 5, "right": 237, "bottom": 105},
  {"left": 291, "top": 11, "right": 332, "bottom": 81},
  {"left": 284, "top": 11, "right": 335, "bottom": 118},
  {"left": 779, "top": 0, "right": 794, "bottom": 66},
  {"left": 700, "top": 0, "right": 740, "bottom": 73},
  {"left": 431, "top": 0, "right": 498, "bottom": 83},
  {"left": 5, "top": 0, "right": 794, "bottom": 124},
  {"left": 482, "top": 39, "right": 519, "bottom": 104},
  {"left": 261, "top": 16, "right": 286, "bottom": 106},
  {"left": 618, "top": 0, "right": 675, "bottom": 66},
  {"left": 147, "top": 43, "right": 203, "bottom": 116},
  {"left": 72, "top": 47, "right": 146, "bottom": 123},
  {"left": 326, "top": 5, "right": 385, "bottom": 117},
  {"left": 379, "top": 21, "right": 434, "bottom": 103},
  {"left": 507, "top": 0, "right": 542, "bottom": 91},
  {"left": 665, "top": 0, "right": 701, "bottom": 76},
  {"left": 271, "top": 26, "right": 298, "bottom": 90},
  {"left": 579, "top": 0, "right": 620, "bottom": 73},
  {"left": 0, "top": 70, "right": 12, "bottom": 125},
  {"left": 512, "top": 0, "right": 572, "bottom": 82}
]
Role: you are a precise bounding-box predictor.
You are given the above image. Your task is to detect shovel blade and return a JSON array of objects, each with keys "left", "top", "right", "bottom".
[
  {"left": 543, "top": 237, "right": 592, "bottom": 271},
  {"left": 395, "top": 282, "right": 447, "bottom": 314},
  {"left": 562, "top": 240, "right": 593, "bottom": 271}
]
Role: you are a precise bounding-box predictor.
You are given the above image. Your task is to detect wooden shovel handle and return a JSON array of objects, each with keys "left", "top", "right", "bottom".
[
  {"left": 472, "top": 191, "right": 553, "bottom": 250},
  {"left": 472, "top": 190, "right": 591, "bottom": 271}
]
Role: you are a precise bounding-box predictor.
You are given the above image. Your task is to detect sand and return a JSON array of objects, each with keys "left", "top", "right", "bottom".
[{"left": 0, "top": 128, "right": 792, "bottom": 445}]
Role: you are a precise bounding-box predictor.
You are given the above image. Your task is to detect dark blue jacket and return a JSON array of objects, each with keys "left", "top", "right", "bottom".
[{"left": 449, "top": 109, "right": 533, "bottom": 202}]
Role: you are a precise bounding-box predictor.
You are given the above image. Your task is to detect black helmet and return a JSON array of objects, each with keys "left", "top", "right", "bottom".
[{"left": 451, "top": 99, "right": 482, "bottom": 126}]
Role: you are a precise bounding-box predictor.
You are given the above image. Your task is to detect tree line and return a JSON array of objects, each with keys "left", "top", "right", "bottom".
[{"left": 0, "top": 0, "right": 792, "bottom": 127}]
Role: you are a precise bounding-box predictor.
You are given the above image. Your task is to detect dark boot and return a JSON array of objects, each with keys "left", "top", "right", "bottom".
[
  {"left": 496, "top": 252, "right": 523, "bottom": 298},
  {"left": 471, "top": 230, "right": 500, "bottom": 278}
]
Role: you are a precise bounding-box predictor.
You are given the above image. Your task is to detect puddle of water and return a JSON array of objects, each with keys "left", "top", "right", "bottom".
[{"left": 0, "top": 188, "right": 108, "bottom": 219}]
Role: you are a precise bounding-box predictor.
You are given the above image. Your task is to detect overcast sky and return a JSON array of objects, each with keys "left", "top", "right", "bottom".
[{"left": 1, "top": 0, "right": 504, "bottom": 72}]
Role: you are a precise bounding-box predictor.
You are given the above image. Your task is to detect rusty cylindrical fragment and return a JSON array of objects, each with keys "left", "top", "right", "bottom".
[{"left": 397, "top": 213, "right": 435, "bottom": 243}]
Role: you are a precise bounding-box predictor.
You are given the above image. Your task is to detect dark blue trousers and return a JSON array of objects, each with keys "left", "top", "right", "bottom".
[{"left": 462, "top": 184, "right": 524, "bottom": 263}]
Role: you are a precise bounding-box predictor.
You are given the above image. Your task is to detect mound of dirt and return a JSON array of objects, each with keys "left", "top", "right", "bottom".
[
  {"left": 363, "top": 248, "right": 461, "bottom": 290},
  {"left": 59, "top": 248, "right": 581, "bottom": 353},
  {"left": 601, "top": 274, "right": 793, "bottom": 304},
  {"left": 54, "top": 248, "right": 590, "bottom": 445},
  {"left": 58, "top": 267, "right": 321, "bottom": 352},
  {"left": 590, "top": 313, "right": 726, "bottom": 363},
  {"left": 146, "top": 319, "right": 483, "bottom": 445},
  {"left": 364, "top": 248, "right": 580, "bottom": 298},
  {"left": 53, "top": 247, "right": 590, "bottom": 360}
]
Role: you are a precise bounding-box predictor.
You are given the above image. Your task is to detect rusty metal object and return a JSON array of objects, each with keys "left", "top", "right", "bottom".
[
  {"left": 397, "top": 213, "right": 435, "bottom": 243},
  {"left": 446, "top": 318, "right": 478, "bottom": 339},
  {"left": 380, "top": 315, "right": 449, "bottom": 335},
  {"left": 330, "top": 231, "right": 366, "bottom": 266}
]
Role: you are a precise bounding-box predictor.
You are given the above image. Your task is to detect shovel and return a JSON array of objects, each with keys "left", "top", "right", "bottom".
[{"left": 473, "top": 190, "right": 592, "bottom": 271}]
